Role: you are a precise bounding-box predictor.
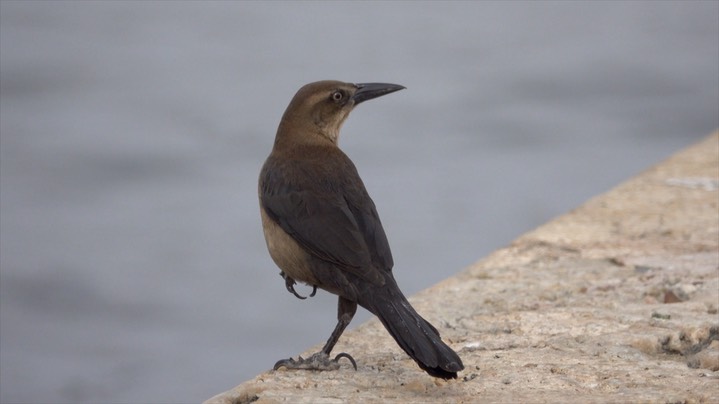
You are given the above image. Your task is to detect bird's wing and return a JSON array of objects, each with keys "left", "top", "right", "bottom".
[
  {"left": 260, "top": 168, "right": 390, "bottom": 286},
  {"left": 343, "top": 186, "right": 394, "bottom": 274}
]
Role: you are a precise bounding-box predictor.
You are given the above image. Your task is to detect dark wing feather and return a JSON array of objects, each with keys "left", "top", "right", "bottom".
[
  {"left": 343, "top": 192, "right": 394, "bottom": 271},
  {"left": 260, "top": 157, "right": 390, "bottom": 285}
]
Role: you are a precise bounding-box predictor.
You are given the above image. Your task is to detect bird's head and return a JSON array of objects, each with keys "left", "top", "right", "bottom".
[{"left": 277, "top": 80, "right": 405, "bottom": 145}]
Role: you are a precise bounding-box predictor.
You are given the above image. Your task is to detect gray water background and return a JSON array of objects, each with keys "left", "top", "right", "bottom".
[{"left": 1, "top": 2, "right": 717, "bottom": 403}]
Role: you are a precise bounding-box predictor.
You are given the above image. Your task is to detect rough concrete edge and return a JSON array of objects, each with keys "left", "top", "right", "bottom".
[{"left": 205, "top": 131, "right": 719, "bottom": 404}]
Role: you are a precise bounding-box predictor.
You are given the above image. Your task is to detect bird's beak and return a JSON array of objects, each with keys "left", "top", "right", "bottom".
[{"left": 352, "top": 83, "right": 406, "bottom": 105}]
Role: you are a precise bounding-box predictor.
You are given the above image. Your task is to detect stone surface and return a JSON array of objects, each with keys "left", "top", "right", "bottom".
[{"left": 206, "top": 133, "right": 719, "bottom": 404}]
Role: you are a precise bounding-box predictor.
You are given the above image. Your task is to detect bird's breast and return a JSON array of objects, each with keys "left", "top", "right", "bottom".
[{"left": 260, "top": 206, "right": 320, "bottom": 286}]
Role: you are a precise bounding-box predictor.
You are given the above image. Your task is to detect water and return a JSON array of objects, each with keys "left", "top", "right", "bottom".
[{"left": 1, "top": 2, "right": 717, "bottom": 403}]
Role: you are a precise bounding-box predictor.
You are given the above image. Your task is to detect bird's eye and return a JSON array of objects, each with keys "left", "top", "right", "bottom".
[{"left": 331, "top": 91, "right": 344, "bottom": 102}]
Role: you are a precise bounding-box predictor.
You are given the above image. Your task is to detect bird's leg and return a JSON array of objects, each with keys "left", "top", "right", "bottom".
[
  {"left": 319, "top": 297, "right": 357, "bottom": 357},
  {"left": 279, "top": 271, "right": 317, "bottom": 300},
  {"left": 274, "top": 297, "right": 358, "bottom": 371}
]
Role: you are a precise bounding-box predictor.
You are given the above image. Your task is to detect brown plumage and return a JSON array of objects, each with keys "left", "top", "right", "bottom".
[{"left": 259, "top": 80, "right": 464, "bottom": 379}]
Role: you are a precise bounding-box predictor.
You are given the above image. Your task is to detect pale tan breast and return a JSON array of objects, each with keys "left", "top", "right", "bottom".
[{"left": 260, "top": 207, "right": 320, "bottom": 286}]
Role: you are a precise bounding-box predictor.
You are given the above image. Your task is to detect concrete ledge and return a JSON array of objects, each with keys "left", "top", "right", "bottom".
[{"left": 207, "top": 133, "right": 718, "bottom": 404}]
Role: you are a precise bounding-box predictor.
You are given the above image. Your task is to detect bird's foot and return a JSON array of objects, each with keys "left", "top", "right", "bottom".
[
  {"left": 273, "top": 351, "right": 357, "bottom": 372},
  {"left": 279, "top": 271, "right": 317, "bottom": 300}
]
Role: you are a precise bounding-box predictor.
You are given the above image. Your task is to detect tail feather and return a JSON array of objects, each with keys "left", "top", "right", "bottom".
[{"left": 361, "top": 283, "right": 464, "bottom": 379}]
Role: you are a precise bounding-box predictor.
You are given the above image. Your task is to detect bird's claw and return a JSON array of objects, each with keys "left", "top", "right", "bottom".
[
  {"left": 332, "top": 352, "right": 357, "bottom": 370},
  {"left": 279, "top": 271, "right": 317, "bottom": 300},
  {"left": 273, "top": 351, "right": 357, "bottom": 372}
]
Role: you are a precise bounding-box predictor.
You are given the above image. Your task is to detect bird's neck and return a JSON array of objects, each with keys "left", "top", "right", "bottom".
[{"left": 275, "top": 119, "right": 340, "bottom": 150}]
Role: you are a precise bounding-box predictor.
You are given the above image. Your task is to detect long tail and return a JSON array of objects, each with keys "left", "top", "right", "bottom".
[{"left": 359, "top": 277, "right": 464, "bottom": 379}]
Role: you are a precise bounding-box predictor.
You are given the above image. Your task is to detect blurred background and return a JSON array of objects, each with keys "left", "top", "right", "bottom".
[{"left": 1, "top": 1, "right": 717, "bottom": 403}]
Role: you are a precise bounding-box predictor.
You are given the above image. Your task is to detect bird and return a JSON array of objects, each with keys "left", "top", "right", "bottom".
[{"left": 258, "top": 80, "right": 464, "bottom": 379}]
